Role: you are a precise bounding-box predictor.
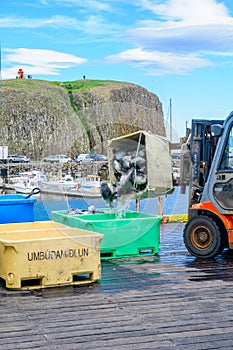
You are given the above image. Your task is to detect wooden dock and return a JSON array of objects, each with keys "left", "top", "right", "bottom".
[{"left": 1, "top": 222, "right": 233, "bottom": 349}]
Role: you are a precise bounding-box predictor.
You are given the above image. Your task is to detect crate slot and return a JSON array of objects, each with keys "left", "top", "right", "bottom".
[
  {"left": 21, "top": 278, "right": 42, "bottom": 288},
  {"left": 73, "top": 273, "right": 92, "bottom": 282},
  {"left": 101, "top": 251, "right": 114, "bottom": 258},
  {"left": 139, "top": 249, "right": 154, "bottom": 255}
]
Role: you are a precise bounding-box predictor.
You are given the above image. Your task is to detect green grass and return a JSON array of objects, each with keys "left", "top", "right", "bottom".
[
  {"left": 53, "top": 79, "right": 121, "bottom": 91},
  {"left": 2, "top": 78, "right": 123, "bottom": 92},
  {"left": 1, "top": 79, "right": 39, "bottom": 88}
]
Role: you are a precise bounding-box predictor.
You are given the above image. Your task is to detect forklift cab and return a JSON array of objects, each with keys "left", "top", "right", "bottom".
[{"left": 202, "top": 113, "right": 233, "bottom": 213}]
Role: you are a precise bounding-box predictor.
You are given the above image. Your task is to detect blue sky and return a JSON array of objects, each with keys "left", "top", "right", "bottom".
[{"left": 1, "top": 0, "right": 233, "bottom": 138}]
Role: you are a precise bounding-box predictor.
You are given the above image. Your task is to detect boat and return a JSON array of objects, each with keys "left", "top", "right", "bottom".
[
  {"left": 69, "top": 174, "right": 102, "bottom": 197},
  {"left": 12, "top": 181, "right": 39, "bottom": 195},
  {"left": 40, "top": 174, "right": 102, "bottom": 198},
  {"left": 40, "top": 174, "right": 80, "bottom": 191},
  {"left": 78, "top": 175, "right": 101, "bottom": 191},
  {"left": 9, "top": 171, "right": 41, "bottom": 195}
]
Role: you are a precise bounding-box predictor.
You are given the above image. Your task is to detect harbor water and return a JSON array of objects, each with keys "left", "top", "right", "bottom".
[{"left": 34, "top": 186, "right": 189, "bottom": 221}]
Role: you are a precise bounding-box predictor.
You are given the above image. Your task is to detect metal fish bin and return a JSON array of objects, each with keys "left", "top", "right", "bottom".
[
  {"left": 52, "top": 210, "right": 162, "bottom": 259},
  {"left": 108, "top": 130, "right": 173, "bottom": 198},
  {"left": 0, "top": 221, "right": 103, "bottom": 290},
  {"left": 0, "top": 194, "right": 36, "bottom": 224}
]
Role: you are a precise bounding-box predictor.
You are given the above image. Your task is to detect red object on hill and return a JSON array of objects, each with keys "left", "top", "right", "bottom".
[{"left": 18, "top": 68, "right": 24, "bottom": 79}]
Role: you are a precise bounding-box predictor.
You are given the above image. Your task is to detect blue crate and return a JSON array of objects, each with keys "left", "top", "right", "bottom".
[{"left": 0, "top": 194, "right": 36, "bottom": 224}]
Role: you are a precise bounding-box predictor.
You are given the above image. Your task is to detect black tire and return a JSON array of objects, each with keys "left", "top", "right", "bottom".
[{"left": 183, "top": 216, "right": 224, "bottom": 258}]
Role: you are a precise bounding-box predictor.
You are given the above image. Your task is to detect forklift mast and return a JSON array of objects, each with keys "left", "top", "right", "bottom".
[
  {"left": 188, "top": 119, "right": 224, "bottom": 207},
  {"left": 180, "top": 119, "right": 223, "bottom": 206}
]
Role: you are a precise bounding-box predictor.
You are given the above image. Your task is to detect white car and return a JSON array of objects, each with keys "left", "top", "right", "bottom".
[
  {"left": 18, "top": 155, "right": 30, "bottom": 163},
  {"left": 56, "top": 155, "right": 72, "bottom": 164},
  {"left": 43, "top": 155, "right": 59, "bottom": 163},
  {"left": 7, "top": 155, "right": 19, "bottom": 163},
  {"left": 74, "top": 154, "right": 91, "bottom": 163},
  {"left": 43, "top": 155, "right": 72, "bottom": 164}
]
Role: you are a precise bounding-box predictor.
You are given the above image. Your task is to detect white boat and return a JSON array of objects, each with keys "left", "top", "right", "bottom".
[
  {"left": 40, "top": 174, "right": 80, "bottom": 191},
  {"left": 79, "top": 175, "right": 101, "bottom": 191},
  {"left": 71, "top": 175, "right": 102, "bottom": 197},
  {"left": 13, "top": 182, "right": 39, "bottom": 195},
  {"left": 40, "top": 174, "right": 102, "bottom": 197},
  {"left": 9, "top": 172, "right": 41, "bottom": 195}
]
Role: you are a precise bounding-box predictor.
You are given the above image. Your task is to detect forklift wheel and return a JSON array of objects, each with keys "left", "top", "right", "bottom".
[{"left": 183, "top": 216, "right": 224, "bottom": 259}]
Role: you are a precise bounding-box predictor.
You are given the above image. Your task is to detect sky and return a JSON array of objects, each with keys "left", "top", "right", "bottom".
[{"left": 1, "top": 0, "right": 233, "bottom": 139}]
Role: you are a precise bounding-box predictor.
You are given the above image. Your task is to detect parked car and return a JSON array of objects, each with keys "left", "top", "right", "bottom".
[
  {"left": 94, "top": 154, "right": 108, "bottom": 162},
  {"left": 18, "top": 155, "right": 30, "bottom": 163},
  {"left": 88, "top": 154, "right": 108, "bottom": 162},
  {"left": 74, "top": 154, "right": 94, "bottom": 164},
  {"left": 43, "top": 155, "right": 59, "bottom": 163},
  {"left": 81, "top": 155, "right": 95, "bottom": 163},
  {"left": 43, "top": 155, "right": 72, "bottom": 163},
  {"left": 7, "top": 155, "right": 19, "bottom": 163},
  {"left": 74, "top": 154, "right": 88, "bottom": 163},
  {"left": 56, "top": 155, "right": 72, "bottom": 164},
  {"left": 89, "top": 154, "right": 98, "bottom": 160}
]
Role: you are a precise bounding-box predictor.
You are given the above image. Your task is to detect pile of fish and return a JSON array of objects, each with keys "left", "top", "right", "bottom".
[
  {"left": 101, "top": 147, "right": 148, "bottom": 207},
  {"left": 67, "top": 206, "right": 105, "bottom": 215}
]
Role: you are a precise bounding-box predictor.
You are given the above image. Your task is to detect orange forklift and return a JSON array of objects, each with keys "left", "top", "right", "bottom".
[{"left": 180, "top": 111, "right": 233, "bottom": 258}]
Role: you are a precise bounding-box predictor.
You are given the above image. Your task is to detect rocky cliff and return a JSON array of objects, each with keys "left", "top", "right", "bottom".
[{"left": 0, "top": 79, "right": 166, "bottom": 159}]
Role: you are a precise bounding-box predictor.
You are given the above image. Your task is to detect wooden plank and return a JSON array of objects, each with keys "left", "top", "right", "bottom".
[{"left": 1, "top": 223, "right": 233, "bottom": 349}]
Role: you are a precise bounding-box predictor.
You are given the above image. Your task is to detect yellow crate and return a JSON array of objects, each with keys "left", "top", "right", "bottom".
[{"left": 0, "top": 221, "right": 103, "bottom": 290}]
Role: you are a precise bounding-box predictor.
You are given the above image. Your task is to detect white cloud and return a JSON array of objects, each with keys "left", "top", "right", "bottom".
[
  {"left": 137, "top": 0, "right": 229, "bottom": 24},
  {"left": 2, "top": 48, "right": 87, "bottom": 79},
  {"left": 0, "top": 15, "right": 84, "bottom": 29},
  {"left": 0, "top": 14, "right": 120, "bottom": 37},
  {"left": 128, "top": 0, "right": 233, "bottom": 52},
  {"left": 39, "top": 0, "right": 111, "bottom": 11},
  {"left": 107, "top": 47, "right": 212, "bottom": 75},
  {"left": 110, "top": 0, "right": 233, "bottom": 74},
  {"left": 127, "top": 22, "right": 233, "bottom": 53},
  {"left": 82, "top": 15, "right": 122, "bottom": 35}
]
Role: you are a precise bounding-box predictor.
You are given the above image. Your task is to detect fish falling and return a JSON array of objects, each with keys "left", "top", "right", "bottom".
[
  {"left": 101, "top": 147, "right": 148, "bottom": 207},
  {"left": 100, "top": 182, "right": 118, "bottom": 208}
]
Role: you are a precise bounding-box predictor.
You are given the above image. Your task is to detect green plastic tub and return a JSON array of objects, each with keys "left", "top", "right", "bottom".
[{"left": 52, "top": 210, "right": 162, "bottom": 259}]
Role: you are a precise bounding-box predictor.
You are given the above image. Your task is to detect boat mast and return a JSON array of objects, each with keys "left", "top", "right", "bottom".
[{"left": 169, "top": 98, "right": 172, "bottom": 143}]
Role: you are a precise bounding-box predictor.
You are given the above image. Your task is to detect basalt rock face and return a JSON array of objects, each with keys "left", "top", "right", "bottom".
[
  {"left": 72, "top": 82, "right": 166, "bottom": 154},
  {"left": 1, "top": 80, "right": 88, "bottom": 158},
  {"left": 1, "top": 80, "right": 166, "bottom": 158}
]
